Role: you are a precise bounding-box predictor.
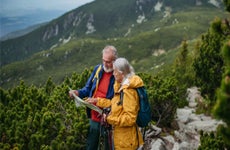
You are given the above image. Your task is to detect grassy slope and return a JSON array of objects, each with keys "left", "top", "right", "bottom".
[{"left": 0, "top": 7, "right": 229, "bottom": 89}]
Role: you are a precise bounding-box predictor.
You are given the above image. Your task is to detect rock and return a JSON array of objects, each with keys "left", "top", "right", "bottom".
[
  {"left": 145, "top": 87, "right": 224, "bottom": 150},
  {"left": 176, "top": 108, "right": 195, "bottom": 123},
  {"left": 179, "top": 141, "right": 192, "bottom": 150},
  {"left": 163, "top": 135, "right": 175, "bottom": 149},
  {"left": 172, "top": 142, "right": 179, "bottom": 150},
  {"left": 188, "top": 102, "right": 197, "bottom": 108},
  {"left": 186, "top": 87, "right": 201, "bottom": 103},
  {"left": 187, "top": 120, "right": 223, "bottom": 132},
  {"left": 145, "top": 124, "right": 162, "bottom": 139},
  {"left": 150, "top": 139, "right": 166, "bottom": 150}
]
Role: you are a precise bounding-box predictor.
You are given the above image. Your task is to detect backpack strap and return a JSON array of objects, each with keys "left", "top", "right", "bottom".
[
  {"left": 92, "top": 65, "right": 102, "bottom": 97},
  {"left": 117, "top": 90, "right": 124, "bottom": 105},
  {"left": 86, "top": 65, "right": 102, "bottom": 118},
  {"left": 92, "top": 65, "right": 102, "bottom": 81}
]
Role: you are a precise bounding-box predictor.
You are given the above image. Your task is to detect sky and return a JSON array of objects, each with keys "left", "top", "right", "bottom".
[
  {"left": 0, "top": 0, "right": 95, "bottom": 17},
  {"left": 0, "top": 0, "right": 95, "bottom": 37}
]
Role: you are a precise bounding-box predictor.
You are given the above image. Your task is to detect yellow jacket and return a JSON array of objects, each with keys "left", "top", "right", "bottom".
[{"left": 97, "top": 75, "right": 144, "bottom": 150}]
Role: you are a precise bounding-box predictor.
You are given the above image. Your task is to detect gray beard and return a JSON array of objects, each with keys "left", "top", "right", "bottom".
[{"left": 103, "top": 66, "right": 113, "bottom": 73}]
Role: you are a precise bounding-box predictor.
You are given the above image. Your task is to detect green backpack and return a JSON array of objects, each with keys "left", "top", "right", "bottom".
[{"left": 120, "top": 86, "right": 152, "bottom": 127}]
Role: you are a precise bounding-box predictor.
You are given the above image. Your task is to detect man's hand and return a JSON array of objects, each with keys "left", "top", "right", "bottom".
[{"left": 69, "top": 90, "right": 78, "bottom": 98}]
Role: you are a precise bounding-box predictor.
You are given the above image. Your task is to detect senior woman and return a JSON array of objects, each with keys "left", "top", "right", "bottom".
[{"left": 87, "top": 57, "right": 144, "bottom": 150}]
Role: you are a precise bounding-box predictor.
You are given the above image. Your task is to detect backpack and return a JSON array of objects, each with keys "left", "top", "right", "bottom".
[{"left": 120, "top": 86, "right": 152, "bottom": 127}]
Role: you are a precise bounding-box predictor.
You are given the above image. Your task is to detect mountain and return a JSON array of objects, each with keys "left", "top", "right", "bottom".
[
  {"left": 0, "top": 9, "right": 66, "bottom": 38},
  {"left": 0, "top": 0, "right": 226, "bottom": 66},
  {"left": 0, "top": 22, "right": 47, "bottom": 41},
  {"left": 0, "top": 0, "right": 229, "bottom": 88}
]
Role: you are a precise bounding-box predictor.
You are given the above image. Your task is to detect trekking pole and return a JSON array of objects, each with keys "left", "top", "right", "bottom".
[
  {"left": 101, "top": 107, "right": 113, "bottom": 150},
  {"left": 98, "top": 122, "right": 103, "bottom": 150},
  {"left": 107, "top": 127, "right": 114, "bottom": 150},
  {"left": 111, "top": 129, "right": 114, "bottom": 150}
]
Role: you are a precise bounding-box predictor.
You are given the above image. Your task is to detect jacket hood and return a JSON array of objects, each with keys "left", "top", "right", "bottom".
[{"left": 114, "top": 75, "right": 144, "bottom": 92}]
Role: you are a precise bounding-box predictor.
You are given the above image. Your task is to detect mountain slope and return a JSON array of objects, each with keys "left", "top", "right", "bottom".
[
  {"left": 1, "top": 8, "right": 229, "bottom": 88},
  {"left": 0, "top": 23, "right": 47, "bottom": 41},
  {"left": 0, "top": 0, "right": 229, "bottom": 89},
  {"left": 0, "top": 0, "right": 225, "bottom": 66}
]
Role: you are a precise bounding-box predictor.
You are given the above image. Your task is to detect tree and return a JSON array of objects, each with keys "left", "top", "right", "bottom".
[
  {"left": 223, "top": 0, "right": 230, "bottom": 12},
  {"left": 213, "top": 41, "right": 230, "bottom": 146},
  {"left": 175, "top": 40, "right": 188, "bottom": 74},
  {"left": 193, "top": 18, "right": 229, "bottom": 104},
  {"left": 199, "top": 3, "right": 230, "bottom": 148},
  {"left": 172, "top": 40, "right": 193, "bottom": 107}
]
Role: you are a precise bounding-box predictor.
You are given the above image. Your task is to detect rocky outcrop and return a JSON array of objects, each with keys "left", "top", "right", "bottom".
[{"left": 143, "top": 87, "right": 224, "bottom": 150}]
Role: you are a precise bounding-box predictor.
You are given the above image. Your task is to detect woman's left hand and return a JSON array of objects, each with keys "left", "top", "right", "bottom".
[{"left": 86, "top": 97, "right": 98, "bottom": 104}]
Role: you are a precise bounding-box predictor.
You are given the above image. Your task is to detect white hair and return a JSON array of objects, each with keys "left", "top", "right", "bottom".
[
  {"left": 102, "top": 45, "right": 118, "bottom": 60},
  {"left": 113, "top": 57, "right": 135, "bottom": 77}
]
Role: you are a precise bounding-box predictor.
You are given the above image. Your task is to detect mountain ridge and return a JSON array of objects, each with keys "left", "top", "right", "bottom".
[
  {"left": 0, "top": 9, "right": 67, "bottom": 38},
  {"left": 0, "top": 0, "right": 225, "bottom": 66},
  {"left": 0, "top": 0, "right": 229, "bottom": 88},
  {"left": 0, "top": 22, "right": 47, "bottom": 41}
]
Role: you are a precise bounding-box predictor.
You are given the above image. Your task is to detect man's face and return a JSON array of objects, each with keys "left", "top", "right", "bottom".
[{"left": 102, "top": 52, "right": 114, "bottom": 73}]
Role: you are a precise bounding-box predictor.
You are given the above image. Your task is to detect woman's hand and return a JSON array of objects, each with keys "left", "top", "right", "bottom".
[{"left": 86, "top": 97, "right": 98, "bottom": 104}]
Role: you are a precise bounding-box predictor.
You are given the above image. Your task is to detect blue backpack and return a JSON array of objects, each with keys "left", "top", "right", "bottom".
[{"left": 120, "top": 86, "right": 152, "bottom": 127}]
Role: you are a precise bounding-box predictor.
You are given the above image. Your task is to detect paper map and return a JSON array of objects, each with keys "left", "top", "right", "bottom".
[{"left": 69, "top": 87, "right": 103, "bottom": 114}]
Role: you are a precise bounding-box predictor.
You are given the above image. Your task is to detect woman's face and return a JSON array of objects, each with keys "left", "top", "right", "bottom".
[{"left": 113, "top": 67, "right": 123, "bottom": 83}]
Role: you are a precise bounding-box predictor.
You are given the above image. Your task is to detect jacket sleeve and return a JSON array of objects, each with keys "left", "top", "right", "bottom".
[
  {"left": 96, "top": 98, "right": 112, "bottom": 108},
  {"left": 107, "top": 89, "right": 139, "bottom": 127},
  {"left": 78, "top": 65, "right": 99, "bottom": 98}
]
